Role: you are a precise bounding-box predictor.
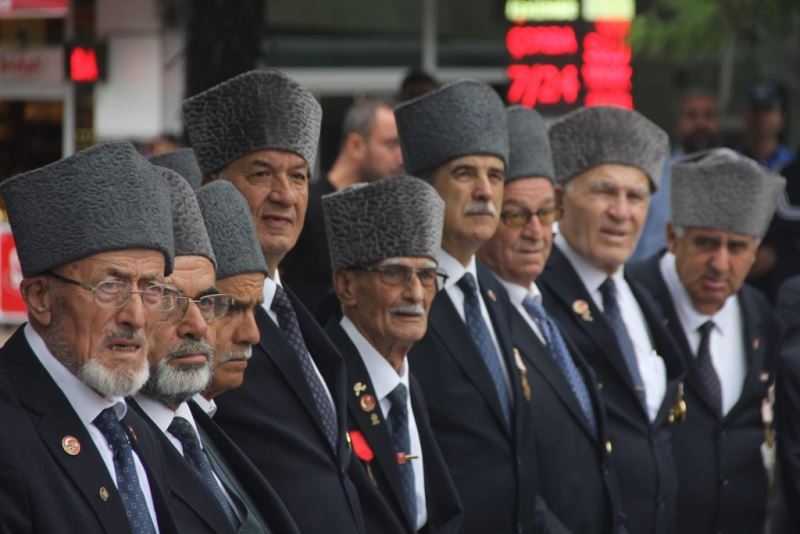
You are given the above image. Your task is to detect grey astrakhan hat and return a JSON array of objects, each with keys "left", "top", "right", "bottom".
[
  {"left": 394, "top": 80, "right": 509, "bottom": 177},
  {"left": 322, "top": 175, "right": 445, "bottom": 270},
  {"left": 1, "top": 142, "right": 174, "bottom": 276},
  {"left": 155, "top": 166, "right": 216, "bottom": 266},
  {"left": 182, "top": 69, "right": 322, "bottom": 177},
  {"left": 150, "top": 148, "right": 203, "bottom": 190},
  {"left": 507, "top": 105, "right": 554, "bottom": 182},
  {"left": 195, "top": 180, "right": 268, "bottom": 279},
  {"left": 548, "top": 106, "right": 669, "bottom": 189},
  {"left": 671, "top": 147, "right": 785, "bottom": 237}
]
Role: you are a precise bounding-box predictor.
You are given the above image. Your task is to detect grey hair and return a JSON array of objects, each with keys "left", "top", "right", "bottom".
[{"left": 342, "top": 98, "right": 394, "bottom": 139}]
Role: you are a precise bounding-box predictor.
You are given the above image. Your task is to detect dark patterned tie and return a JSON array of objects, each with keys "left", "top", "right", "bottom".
[
  {"left": 168, "top": 416, "right": 240, "bottom": 530},
  {"left": 385, "top": 384, "right": 417, "bottom": 525},
  {"left": 457, "top": 273, "right": 512, "bottom": 425},
  {"left": 523, "top": 294, "right": 597, "bottom": 436},
  {"left": 599, "top": 277, "right": 647, "bottom": 411},
  {"left": 271, "top": 284, "right": 338, "bottom": 449},
  {"left": 697, "top": 320, "right": 723, "bottom": 415},
  {"left": 93, "top": 408, "right": 157, "bottom": 534}
]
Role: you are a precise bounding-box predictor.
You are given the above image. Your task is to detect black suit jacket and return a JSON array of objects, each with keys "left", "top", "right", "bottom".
[
  {"left": 324, "top": 319, "right": 463, "bottom": 534},
  {"left": 128, "top": 398, "right": 237, "bottom": 534},
  {"left": 628, "top": 253, "right": 779, "bottom": 534},
  {"left": 775, "top": 335, "right": 800, "bottom": 534},
  {"left": 538, "top": 247, "right": 687, "bottom": 534},
  {"left": 214, "top": 284, "right": 365, "bottom": 534},
  {"left": 408, "top": 262, "right": 562, "bottom": 534},
  {"left": 0, "top": 327, "right": 178, "bottom": 534},
  {"left": 188, "top": 400, "right": 301, "bottom": 534},
  {"left": 505, "top": 283, "right": 627, "bottom": 533}
]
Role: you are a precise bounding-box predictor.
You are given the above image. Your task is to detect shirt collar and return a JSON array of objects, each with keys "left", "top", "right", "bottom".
[
  {"left": 435, "top": 248, "right": 476, "bottom": 290},
  {"left": 134, "top": 394, "right": 177, "bottom": 434},
  {"left": 24, "top": 323, "right": 127, "bottom": 425},
  {"left": 554, "top": 233, "right": 621, "bottom": 294},
  {"left": 497, "top": 277, "right": 542, "bottom": 307},
  {"left": 192, "top": 393, "right": 217, "bottom": 417},
  {"left": 261, "top": 270, "right": 282, "bottom": 314},
  {"left": 340, "top": 316, "right": 408, "bottom": 402},
  {"left": 659, "top": 252, "right": 736, "bottom": 335}
]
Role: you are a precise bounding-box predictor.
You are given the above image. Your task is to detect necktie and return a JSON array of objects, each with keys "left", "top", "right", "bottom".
[
  {"left": 386, "top": 384, "right": 417, "bottom": 525},
  {"left": 522, "top": 294, "right": 597, "bottom": 436},
  {"left": 697, "top": 320, "right": 723, "bottom": 415},
  {"left": 599, "top": 277, "right": 647, "bottom": 410},
  {"left": 271, "top": 285, "right": 338, "bottom": 449},
  {"left": 168, "top": 417, "right": 240, "bottom": 530},
  {"left": 457, "top": 273, "right": 512, "bottom": 425},
  {"left": 93, "top": 408, "right": 157, "bottom": 534}
]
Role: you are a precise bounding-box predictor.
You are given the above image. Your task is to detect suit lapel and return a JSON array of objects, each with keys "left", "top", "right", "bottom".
[
  {"left": 325, "top": 321, "right": 415, "bottom": 530},
  {"left": 427, "top": 292, "right": 511, "bottom": 434},
  {"left": 729, "top": 290, "right": 768, "bottom": 418}
]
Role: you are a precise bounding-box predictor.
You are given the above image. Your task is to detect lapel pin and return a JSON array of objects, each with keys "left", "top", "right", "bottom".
[
  {"left": 126, "top": 426, "right": 137, "bottom": 443},
  {"left": 513, "top": 348, "right": 532, "bottom": 401},
  {"left": 572, "top": 299, "right": 593, "bottom": 322},
  {"left": 353, "top": 382, "right": 367, "bottom": 397},
  {"left": 98, "top": 486, "right": 109, "bottom": 502},
  {"left": 61, "top": 435, "right": 81, "bottom": 456},
  {"left": 397, "top": 452, "right": 419, "bottom": 464},
  {"left": 760, "top": 371, "right": 770, "bottom": 383},
  {"left": 486, "top": 289, "right": 497, "bottom": 302},
  {"left": 753, "top": 337, "right": 761, "bottom": 350},
  {"left": 370, "top": 413, "right": 381, "bottom": 426},
  {"left": 359, "top": 394, "right": 377, "bottom": 413}
]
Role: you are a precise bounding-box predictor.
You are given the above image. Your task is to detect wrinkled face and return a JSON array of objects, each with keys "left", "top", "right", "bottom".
[
  {"left": 43, "top": 249, "right": 166, "bottom": 398},
  {"left": 206, "top": 272, "right": 264, "bottom": 398},
  {"left": 432, "top": 155, "right": 505, "bottom": 263},
  {"left": 360, "top": 106, "right": 403, "bottom": 182},
  {"left": 141, "top": 255, "right": 216, "bottom": 407},
  {"left": 668, "top": 225, "right": 758, "bottom": 315},
  {"left": 558, "top": 163, "right": 650, "bottom": 274},
  {"left": 478, "top": 178, "right": 555, "bottom": 286},
  {"left": 337, "top": 257, "right": 437, "bottom": 352},
  {"left": 677, "top": 95, "right": 720, "bottom": 153},
  {"left": 222, "top": 149, "right": 310, "bottom": 270}
]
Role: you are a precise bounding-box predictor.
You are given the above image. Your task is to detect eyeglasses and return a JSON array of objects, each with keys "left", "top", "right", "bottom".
[
  {"left": 44, "top": 271, "right": 178, "bottom": 312},
  {"left": 352, "top": 265, "right": 448, "bottom": 291},
  {"left": 165, "top": 293, "right": 235, "bottom": 323},
  {"left": 500, "top": 206, "right": 560, "bottom": 228}
]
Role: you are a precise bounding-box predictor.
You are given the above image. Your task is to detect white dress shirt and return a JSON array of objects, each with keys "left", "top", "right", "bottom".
[
  {"left": 133, "top": 395, "right": 241, "bottom": 519},
  {"left": 341, "top": 316, "right": 427, "bottom": 530},
  {"left": 262, "top": 271, "right": 336, "bottom": 411},
  {"left": 660, "top": 252, "right": 746, "bottom": 415},
  {"left": 24, "top": 323, "right": 160, "bottom": 531},
  {"left": 555, "top": 235, "right": 667, "bottom": 421},
  {"left": 435, "top": 249, "right": 511, "bottom": 390},
  {"left": 499, "top": 279, "right": 547, "bottom": 345},
  {"left": 192, "top": 393, "right": 217, "bottom": 417}
]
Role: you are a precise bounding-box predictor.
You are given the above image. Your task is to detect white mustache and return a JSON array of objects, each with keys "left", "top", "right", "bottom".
[
  {"left": 464, "top": 201, "right": 497, "bottom": 216},
  {"left": 390, "top": 304, "right": 425, "bottom": 316},
  {"left": 217, "top": 346, "right": 252, "bottom": 363}
]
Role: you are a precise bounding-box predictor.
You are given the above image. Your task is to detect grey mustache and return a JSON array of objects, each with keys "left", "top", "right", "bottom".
[
  {"left": 464, "top": 201, "right": 497, "bottom": 216},
  {"left": 391, "top": 304, "right": 425, "bottom": 316},
  {"left": 167, "top": 339, "right": 213, "bottom": 361},
  {"left": 217, "top": 346, "right": 253, "bottom": 363}
]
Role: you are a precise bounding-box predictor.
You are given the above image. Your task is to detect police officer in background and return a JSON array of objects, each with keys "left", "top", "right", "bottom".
[{"left": 629, "top": 148, "right": 784, "bottom": 534}]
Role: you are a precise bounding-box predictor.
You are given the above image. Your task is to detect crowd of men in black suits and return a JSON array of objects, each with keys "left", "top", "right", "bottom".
[{"left": 0, "top": 67, "right": 798, "bottom": 534}]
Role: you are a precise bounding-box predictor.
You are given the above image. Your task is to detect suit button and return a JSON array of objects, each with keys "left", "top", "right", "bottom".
[
  {"left": 721, "top": 478, "right": 730, "bottom": 487},
  {"left": 720, "top": 429, "right": 727, "bottom": 437},
  {"left": 517, "top": 456, "right": 522, "bottom": 467},
  {"left": 658, "top": 498, "right": 665, "bottom": 508}
]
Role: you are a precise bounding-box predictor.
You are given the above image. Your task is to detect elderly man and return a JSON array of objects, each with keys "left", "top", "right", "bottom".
[
  {"left": 182, "top": 69, "right": 365, "bottom": 534},
  {"left": 479, "top": 106, "right": 626, "bottom": 533},
  {"left": 0, "top": 142, "right": 179, "bottom": 533},
  {"left": 321, "top": 175, "right": 462, "bottom": 534},
  {"left": 130, "top": 167, "right": 240, "bottom": 533},
  {"left": 395, "top": 80, "right": 552, "bottom": 534},
  {"left": 282, "top": 98, "right": 404, "bottom": 314},
  {"left": 629, "top": 148, "right": 784, "bottom": 533},
  {"left": 192, "top": 179, "right": 300, "bottom": 534},
  {"left": 538, "top": 106, "right": 686, "bottom": 534}
]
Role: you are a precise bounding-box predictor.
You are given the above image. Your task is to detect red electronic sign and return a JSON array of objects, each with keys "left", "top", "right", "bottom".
[
  {"left": 64, "top": 42, "right": 107, "bottom": 84},
  {"left": 506, "top": 20, "right": 634, "bottom": 110},
  {"left": 0, "top": 224, "right": 27, "bottom": 324}
]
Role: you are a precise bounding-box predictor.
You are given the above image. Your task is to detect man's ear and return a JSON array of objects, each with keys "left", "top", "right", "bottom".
[
  {"left": 333, "top": 270, "right": 358, "bottom": 307},
  {"left": 666, "top": 221, "right": 678, "bottom": 254},
  {"left": 20, "top": 276, "right": 55, "bottom": 326},
  {"left": 554, "top": 184, "right": 565, "bottom": 215},
  {"left": 345, "top": 133, "right": 367, "bottom": 161}
]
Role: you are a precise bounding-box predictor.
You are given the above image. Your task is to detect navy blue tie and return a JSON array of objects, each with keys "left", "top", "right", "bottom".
[
  {"left": 599, "top": 278, "right": 647, "bottom": 410},
  {"left": 697, "top": 320, "right": 722, "bottom": 415},
  {"left": 457, "top": 273, "right": 512, "bottom": 425},
  {"left": 93, "top": 408, "right": 157, "bottom": 534},
  {"left": 386, "top": 384, "right": 417, "bottom": 526},
  {"left": 168, "top": 417, "right": 240, "bottom": 530},
  {"left": 271, "top": 285, "right": 339, "bottom": 450},
  {"left": 523, "top": 294, "right": 597, "bottom": 436}
]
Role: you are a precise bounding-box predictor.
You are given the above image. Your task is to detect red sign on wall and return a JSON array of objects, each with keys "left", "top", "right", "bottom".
[{"left": 0, "top": 224, "right": 26, "bottom": 324}]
